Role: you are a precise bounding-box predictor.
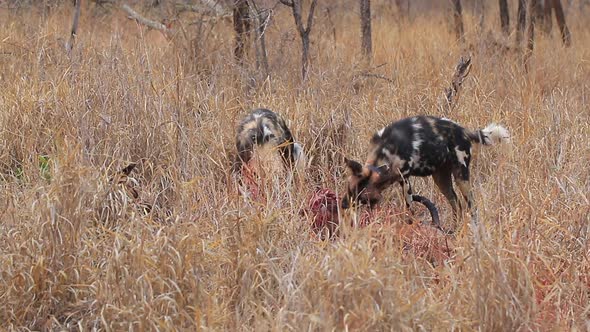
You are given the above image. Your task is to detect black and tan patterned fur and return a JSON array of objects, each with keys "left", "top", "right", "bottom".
[
  {"left": 233, "top": 108, "right": 304, "bottom": 174},
  {"left": 98, "top": 163, "right": 152, "bottom": 227}
]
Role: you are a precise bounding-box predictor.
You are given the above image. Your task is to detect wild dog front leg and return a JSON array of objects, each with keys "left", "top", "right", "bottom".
[
  {"left": 399, "top": 177, "right": 414, "bottom": 223},
  {"left": 399, "top": 177, "right": 414, "bottom": 207}
]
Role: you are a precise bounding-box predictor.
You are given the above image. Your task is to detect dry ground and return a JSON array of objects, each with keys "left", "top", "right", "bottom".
[{"left": 0, "top": 2, "right": 589, "bottom": 331}]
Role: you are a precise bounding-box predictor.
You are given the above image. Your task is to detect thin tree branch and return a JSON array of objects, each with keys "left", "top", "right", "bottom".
[
  {"left": 122, "top": 4, "right": 169, "bottom": 32},
  {"left": 524, "top": 0, "right": 537, "bottom": 71},
  {"left": 499, "top": 0, "right": 510, "bottom": 36},
  {"left": 552, "top": 0, "right": 571, "bottom": 46},
  {"left": 280, "top": 0, "right": 319, "bottom": 81},
  {"left": 451, "top": 0, "right": 464, "bottom": 42},
  {"left": 440, "top": 55, "right": 472, "bottom": 113},
  {"left": 516, "top": 0, "right": 526, "bottom": 46},
  {"left": 233, "top": 0, "right": 250, "bottom": 62},
  {"left": 175, "top": 0, "right": 230, "bottom": 16},
  {"left": 304, "top": 0, "right": 318, "bottom": 35},
  {"left": 279, "top": 0, "right": 294, "bottom": 7}
]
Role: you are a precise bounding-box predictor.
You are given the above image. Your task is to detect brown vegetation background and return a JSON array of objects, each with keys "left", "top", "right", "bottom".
[{"left": 0, "top": 1, "right": 589, "bottom": 330}]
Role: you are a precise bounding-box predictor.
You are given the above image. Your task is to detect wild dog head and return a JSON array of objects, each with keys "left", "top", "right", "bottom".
[
  {"left": 233, "top": 108, "right": 305, "bottom": 175},
  {"left": 341, "top": 158, "right": 396, "bottom": 209}
]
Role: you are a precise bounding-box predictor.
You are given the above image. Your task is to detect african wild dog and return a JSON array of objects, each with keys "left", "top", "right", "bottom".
[
  {"left": 341, "top": 115, "right": 509, "bottom": 224},
  {"left": 99, "top": 163, "right": 152, "bottom": 227},
  {"left": 233, "top": 108, "right": 305, "bottom": 175}
]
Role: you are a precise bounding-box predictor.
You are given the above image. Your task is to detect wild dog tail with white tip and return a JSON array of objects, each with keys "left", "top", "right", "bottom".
[{"left": 467, "top": 123, "right": 510, "bottom": 146}]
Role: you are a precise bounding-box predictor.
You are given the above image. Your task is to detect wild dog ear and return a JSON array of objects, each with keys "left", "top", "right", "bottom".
[
  {"left": 344, "top": 158, "right": 363, "bottom": 176},
  {"left": 376, "top": 164, "right": 390, "bottom": 174},
  {"left": 121, "top": 163, "right": 137, "bottom": 176}
]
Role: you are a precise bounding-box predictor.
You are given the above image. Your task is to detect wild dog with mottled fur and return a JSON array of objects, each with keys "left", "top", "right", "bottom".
[
  {"left": 233, "top": 108, "right": 305, "bottom": 175},
  {"left": 342, "top": 115, "right": 509, "bottom": 224},
  {"left": 99, "top": 163, "right": 152, "bottom": 227}
]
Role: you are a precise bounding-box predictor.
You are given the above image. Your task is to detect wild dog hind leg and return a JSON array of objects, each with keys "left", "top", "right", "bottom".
[
  {"left": 453, "top": 165, "right": 478, "bottom": 225},
  {"left": 432, "top": 167, "right": 461, "bottom": 224}
]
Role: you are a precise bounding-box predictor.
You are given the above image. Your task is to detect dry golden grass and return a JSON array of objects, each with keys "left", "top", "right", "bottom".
[{"left": 1, "top": 2, "right": 589, "bottom": 330}]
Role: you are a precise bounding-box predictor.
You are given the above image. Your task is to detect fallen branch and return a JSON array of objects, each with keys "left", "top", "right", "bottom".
[
  {"left": 279, "top": 0, "right": 294, "bottom": 7},
  {"left": 175, "top": 0, "right": 230, "bottom": 16},
  {"left": 439, "top": 55, "right": 472, "bottom": 114},
  {"left": 351, "top": 63, "right": 394, "bottom": 88},
  {"left": 1, "top": 39, "right": 34, "bottom": 54},
  {"left": 122, "top": 4, "right": 169, "bottom": 33},
  {"left": 359, "top": 72, "right": 394, "bottom": 83}
]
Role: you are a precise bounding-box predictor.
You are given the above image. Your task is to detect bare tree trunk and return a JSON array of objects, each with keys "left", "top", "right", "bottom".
[
  {"left": 499, "top": 0, "right": 510, "bottom": 36},
  {"left": 66, "top": 0, "right": 82, "bottom": 55},
  {"left": 393, "top": 0, "right": 409, "bottom": 23},
  {"left": 360, "top": 0, "right": 372, "bottom": 63},
  {"left": 257, "top": 13, "right": 270, "bottom": 78},
  {"left": 249, "top": 2, "right": 270, "bottom": 78},
  {"left": 476, "top": 0, "right": 485, "bottom": 32},
  {"left": 280, "top": 0, "right": 319, "bottom": 81},
  {"left": 451, "top": 0, "right": 464, "bottom": 42},
  {"left": 233, "top": 0, "right": 250, "bottom": 63},
  {"left": 516, "top": 0, "right": 527, "bottom": 46},
  {"left": 394, "top": 0, "right": 403, "bottom": 14},
  {"left": 553, "top": 0, "right": 571, "bottom": 46},
  {"left": 533, "top": 0, "right": 544, "bottom": 27},
  {"left": 325, "top": 6, "right": 337, "bottom": 43},
  {"left": 542, "top": 0, "right": 553, "bottom": 34},
  {"left": 524, "top": 0, "right": 537, "bottom": 70},
  {"left": 301, "top": 33, "right": 311, "bottom": 80}
]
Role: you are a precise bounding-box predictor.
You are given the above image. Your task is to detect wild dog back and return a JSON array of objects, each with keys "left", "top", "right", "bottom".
[
  {"left": 369, "top": 116, "right": 472, "bottom": 178},
  {"left": 233, "top": 108, "right": 302, "bottom": 173}
]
